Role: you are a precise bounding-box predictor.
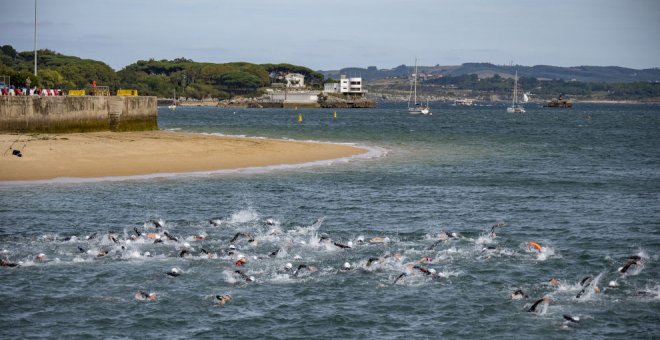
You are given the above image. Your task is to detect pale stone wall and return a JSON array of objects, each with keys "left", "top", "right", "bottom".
[{"left": 0, "top": 96, "right": 158, "bottom": 133}]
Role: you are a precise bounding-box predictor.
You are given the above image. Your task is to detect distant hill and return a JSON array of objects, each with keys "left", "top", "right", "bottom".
[{"left": 321, "top": 63, "right": 660, "bottom": 83}]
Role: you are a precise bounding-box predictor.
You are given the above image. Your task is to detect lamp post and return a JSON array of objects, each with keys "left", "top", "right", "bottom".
[{"left": 34, "top": 0, "right": 38, "bottom": 76}]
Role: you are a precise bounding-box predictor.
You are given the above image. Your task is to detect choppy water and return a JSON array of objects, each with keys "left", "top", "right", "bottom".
[{"left": 1, "top": 103, "right": 659, "bottom": 339}]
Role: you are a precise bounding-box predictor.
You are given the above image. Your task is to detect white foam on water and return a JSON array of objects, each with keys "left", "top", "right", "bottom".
[{"left": 229, "top": 208, "right": 259, "bottom": 224}]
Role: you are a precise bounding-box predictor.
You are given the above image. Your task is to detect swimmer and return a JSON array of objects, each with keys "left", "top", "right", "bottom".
[
  {"left": 153, "top": 238, "right": 164, "bottom": 244},
  {"left": 619, "top": 257, "right": 642, "bottom": 274},
  {"left": 341, "top": 262, "right": 352, "bottom": 271},
  {"left": 563, "top": 314, "right": 580, "bottom": 324},
  {"left": 366, "top": 257, "right": 380, "bottom": 267},
  {"left": 268, "top": 249, "right": 280, "bottom": 258},
  {"left": 635, "top": 290, "right": 658, "bottom": 298},
  {"left": 215, "top": 294, "right": 232, "bottom": 306},
  {"left": 333, "top": 241, "right": 352, "bottom": 249},
  {"left": 134, "top": 290, "right": 157, "bottom": 301},
  {"left": 293, "top": 264, "right": 318, "bottom": 277},
  {"left": 234, "top": 255, "right": 247, "bottom": 266},
  {"left": 230, "top": 232, "right": 254, "bottom": 243},
  {"left": 192, "top": 235, "right": 205, "bottom": 241},
  {"left": 133, "top": 227, "right": 142, "bottom": 237},
  {"left": 412, "top": 265, "right": 435, "bottom": 276},
  {"left": 580, "top": 275, "right": 593, "bottom": 287},
  {"left": 427, "top": 240, "right": 443, "bottom": 250},
  {"left": 318, "top": 235, "right": 330, "bottom": 243},
  {"left": 86, "top": 232, "right": 97, "bottom": 240},
  {"left": 149, "top": 220, "right": 164, "bottom": 229},
  {"left": 35, "top": 253, "right": 47, "bottom": 261},
  {"left": 163, "top": 231, "right": 178, "bottom": 242},
  {"left": 548, "top": 278, "right": 561, "bottom": 286},
  {"left": 77, "top": 246, "right": 87, "bottom": 253},
  {"left": 527, "top": 241, "right": 542, "bottom": 252},
  {"left": 576, "top": 276, "right": 600, "bottom": 299},
  {"left": 179, "top": 249, "right": 190, "bottom": 258},
  {"left": 369, "top": 236, "right": 390, "bottom": 244},
  {"left": 234, "top": 270, "right": 254, "bottom": 282},
  {"left": 393, "top": 273, "right": 407, "bottom": 284},
  {"left": 0, "top": 259, "right": 19, "bottom": 267},
  {"left": 511, "top": 289, "right": 528, "bottom": 300},
  {"left": 608, "top": 280, "right": 619, "bottom": 288},
  {"left": 166, "top": 268, "right": 181, "bottom": 277},
  {"left": 356, "top": 236, "right": 365, "bottom": 244},
  {"left": 527, "top": 297, "right": 550, "bottom": 313},
  {"left": 209, "top": 219, "right": 222, "bottom": 227},
  {"left": 108, "top": 233, "right": 120, "bottom": 244},
  {"left": 265, "top": 218, "right": 275, "bottom": 226},
  {"left": 490, "top": 222, "right": 506, "bottom": 238},
  {"left": 97, "top": 249, "right": 109, "bottom": 257},
  {"left": 284, "top": 263, "right": 293, "bottom": 271}
]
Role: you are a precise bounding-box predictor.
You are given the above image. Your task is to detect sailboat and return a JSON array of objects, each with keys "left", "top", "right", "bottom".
[
  {"left": 507, "top": 71, "right": 525, "bottom": 113},
  {"left": 168, "top": 89, "right": 177, "bottom": 110},
  {"left": 408, "top": 59, "right": 431, "bottom": 115}
]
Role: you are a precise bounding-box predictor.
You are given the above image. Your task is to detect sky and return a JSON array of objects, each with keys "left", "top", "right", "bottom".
[{"left": 1, "top": 0, "right": 659, "bottom": 71}]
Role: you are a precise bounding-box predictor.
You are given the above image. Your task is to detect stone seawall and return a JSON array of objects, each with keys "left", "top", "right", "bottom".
[{"left": 0, "top": 96, "right": 158, "bottom": 133}]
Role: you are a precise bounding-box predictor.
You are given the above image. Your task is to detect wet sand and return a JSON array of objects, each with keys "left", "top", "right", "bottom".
[{"left": 0, "top": 131, "right": 366, "bottom": 181}]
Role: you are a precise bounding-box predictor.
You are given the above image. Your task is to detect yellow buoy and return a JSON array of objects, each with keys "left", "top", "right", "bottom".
[
  {"left": 298, "top": 113, "right": 303, "bottom": 122},
  {"left": 333, "top": 111, "right": 337, "bottom": 119}
]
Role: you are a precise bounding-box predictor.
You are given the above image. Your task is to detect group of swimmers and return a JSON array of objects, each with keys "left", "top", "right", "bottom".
[
  {"left": 506, "top": 235, "right": 649, "bottom": 327},
  {"left": 1, "top": 217, "right": 653, "bottom": 317}
]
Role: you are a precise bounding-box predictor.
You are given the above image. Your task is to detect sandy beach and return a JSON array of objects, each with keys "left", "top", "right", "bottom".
[{"left": 0, "top": 131, "right": 366, "bottom": 181}]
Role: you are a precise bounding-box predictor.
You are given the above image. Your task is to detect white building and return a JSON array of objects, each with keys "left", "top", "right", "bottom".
[
  {"left": 284, "top": 73, "right": 305, "bottom": 88},
  {"left": 324, "top": 75, "right": 364, "bottom": 95}
]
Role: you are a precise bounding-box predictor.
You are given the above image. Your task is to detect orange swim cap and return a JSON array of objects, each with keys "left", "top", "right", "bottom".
[{"left": 527, "top": 241, "right": 542, "bottom": 251}]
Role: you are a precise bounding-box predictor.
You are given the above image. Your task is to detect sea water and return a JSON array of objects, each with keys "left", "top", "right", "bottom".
[{"left": 1, "top": 103, "right": 659, "bottom": 338}]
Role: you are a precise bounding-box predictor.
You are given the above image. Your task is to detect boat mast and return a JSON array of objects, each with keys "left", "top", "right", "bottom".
[
  {"left": 512, "top": 71, "right": 517, "bottom": 107},
  {"left": 413, "top": 58, "right": 418, "bottom": 105}
]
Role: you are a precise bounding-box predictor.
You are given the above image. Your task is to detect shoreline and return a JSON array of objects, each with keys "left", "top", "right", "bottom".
[{"left": 0, "top": 131, "right": 370, "bottom": 182}]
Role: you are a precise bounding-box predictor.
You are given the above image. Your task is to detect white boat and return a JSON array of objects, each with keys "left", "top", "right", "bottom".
[
  {"left": 507, "top": 71, "right": 525, "bottom": 113},
  {"left": 168, "top": 89, "right": 177, "bottom": 110},
  {"left": 454, "top": 98, "right": 474, "bottom": 106},
  {"left": 408, "top": 59, "right": 431, "bottom": 115}
]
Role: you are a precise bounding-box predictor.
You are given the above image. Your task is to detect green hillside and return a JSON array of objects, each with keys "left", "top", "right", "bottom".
[{"left": 0, "top": 44, "right": 324, "bottom": 99}]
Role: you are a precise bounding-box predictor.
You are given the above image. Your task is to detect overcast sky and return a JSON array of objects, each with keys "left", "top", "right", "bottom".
[{"left": 2, "top": 0, "right": 659, "bottom": 71}]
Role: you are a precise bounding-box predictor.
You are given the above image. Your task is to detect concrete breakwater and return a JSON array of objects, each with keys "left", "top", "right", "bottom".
[{"left": 0, "top": 96, "right": 158, "bottom": 133}]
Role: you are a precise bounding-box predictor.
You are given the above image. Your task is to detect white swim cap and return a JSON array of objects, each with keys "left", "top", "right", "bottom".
[
  {"left": 299, "top": 240, "right": 306, "bottom": 245},
  {"left": 183, "top": 242, "right": 191, "bottom": 248},
  {"left": 608, "top": 280, "right": 619, "bottom": 288},
  {"left": 171, "top": 268, "right": 178, "bottom": 273},
  {"left": 357, "top": 235, "right": 364, "bottom": 242},
  {"left": 144, "top": 251, "right": 151, "bottom": 257},
  {"left": 384, "top": 237, "right": 391, "bottom": 243},
  {"left": 343, "top": 262, "right": 351, "bottom": 269},
  {"left": 347, "top": 241, "right": 353, "bottom": 248},
  {"left": 249, "top": 276, "right": 255, "bottom": 282},
  {"left": 285, "top": 263, "right": 293, "bottom": 269},
  {"left": 237, "top": 254, "right": 245, "bottom": 259},
  {"left": 229, "top": 245, "right": 236, "bottom": 250},
  {"left": 294, "top": 255, "right": 302, "bottom": 260},
  {"left": 429, "top": 268, "right": 437, "bottom": 274}
]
